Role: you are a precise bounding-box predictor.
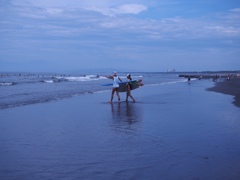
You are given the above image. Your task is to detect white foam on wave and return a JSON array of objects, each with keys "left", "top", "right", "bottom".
[
  {"left": 0, "top": 82, "right": 13, "bottom": 86},
  {"left": 85, "top": 75, "right": 100, "bottom": 78},
  {"left": 160, "top": 79, "right": 188, "bottom": 85},
  {"left": 94, "top": 89, "right": 111, "bottom": 94},
  {"left": 99, "top": 76, "right": 108, "bottom": 80},
  {"left": 146, "top": 79, "right": 188, "bottom": 87},
  {"left": 65, "top": 76, "right": 92, "bottom": 82},
  {"left": 44, "top": 80, "right": 54, "bottom": 83},
  {"left": 56, "top": 75, "right": 103, "bottom": 82}
]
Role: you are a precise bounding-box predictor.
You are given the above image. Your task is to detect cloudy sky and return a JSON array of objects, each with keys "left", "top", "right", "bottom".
[{"left": 1, "top": 0, "right": 240, "bottom": 72}]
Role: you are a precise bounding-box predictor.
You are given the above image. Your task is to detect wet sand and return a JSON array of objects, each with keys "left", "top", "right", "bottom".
[
  {"left": 0, "top": 80, "right": 240, "bottom": 179},
  {"left": 208, "top": 77, "right": 240, "bottom": 107}
]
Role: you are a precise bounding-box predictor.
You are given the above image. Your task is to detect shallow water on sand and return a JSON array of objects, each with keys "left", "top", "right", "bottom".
[{"left": 0, "top": 80, "right": 240, "bottom": 179}]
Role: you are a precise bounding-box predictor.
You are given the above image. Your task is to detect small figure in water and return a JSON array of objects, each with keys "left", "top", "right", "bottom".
[
  {"left": 125, "top": 74, "right": 136, "bottom": 102},
  {"left": 188, "top": 76, "right": 191, "bottom": 83},
  {"left": 227, "top": 74, "right": 231, "bottom": 81},
  {"left": 105, "top": 71, "right": 122, "bottom": 103}
]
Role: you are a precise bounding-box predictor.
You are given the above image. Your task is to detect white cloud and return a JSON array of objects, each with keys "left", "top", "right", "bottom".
[
  {"left": 4, "top": 1, "right": 240, "bottom": 41},
  {"left": 13, "top": 0, "right": 146, "bottom": 9},
  {"left": 45, "top": 8, "right": 64, "bottom": 15},
  {"left": 12, "top": 0, "right": 147, "bottom": 18},
  {"left": 84, "top": 4, "right": 147, "bottom": 17},
  {"left": 13, "top": 0, "right": 86, "bottom": 8},
  {"left": 229, "top": 8, "right": 240, "bottom": 12},
  {"left": 1, "top": 1, "right": 240, "bottom": 71},
  {"left": 205, "top": 26, "right": 240, "bottom": 36},
  {"left": 118, "top": 4, "right": 147, "bottom": 15}
]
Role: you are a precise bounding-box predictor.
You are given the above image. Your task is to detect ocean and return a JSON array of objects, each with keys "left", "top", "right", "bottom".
[
  {"left": 0, "top": 72, "right": 186, "bottom": 109},
  {"left": 1, "top": 71, "right": 240, "bottom": 179}
]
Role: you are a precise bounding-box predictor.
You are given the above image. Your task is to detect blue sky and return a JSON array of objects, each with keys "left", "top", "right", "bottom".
[{"left": 0, "top": 0, "right": 240, "bottom": 72}]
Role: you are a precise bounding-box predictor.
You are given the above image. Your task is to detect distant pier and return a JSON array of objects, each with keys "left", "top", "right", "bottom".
[{"left": 179, "top": 73, "right": 239, "bottom": 81}]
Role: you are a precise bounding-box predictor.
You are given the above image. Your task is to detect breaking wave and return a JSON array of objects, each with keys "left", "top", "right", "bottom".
[{"left": 0, "top": 82, "right": 15, "bottom": 86}]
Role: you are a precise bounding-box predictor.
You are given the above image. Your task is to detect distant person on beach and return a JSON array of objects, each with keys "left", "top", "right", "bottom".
[
  {"left": 188, "top": 76, "right": 191, "bottom": 83},
  {"left": 126, "top": 74, "right": 136, "bottom": 102},
  {"left": 214, "top": 75, "right": 219, "bottom": 82},
  {"left": 105, "top": 71, "right": 122, "bottom": 103},
  {"left": 227, "top": 74, "right": 231, "bottom": 81}
]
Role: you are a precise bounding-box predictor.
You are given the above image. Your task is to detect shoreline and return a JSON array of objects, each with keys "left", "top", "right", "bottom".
[{"left": 207, "top": 77, "right": 240, "bottom": 107}]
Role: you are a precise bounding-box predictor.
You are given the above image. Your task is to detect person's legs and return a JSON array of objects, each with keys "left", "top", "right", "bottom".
[
  {"left": 126, "top": 89, "right": 135, "bottom": 102},
  {"left": 129, "top": 93, "right": 136, "bottom": 102},
  {"left": 109, "top": 88, "right": 115, "bottom": 103},
  {"left": 116, "top": 89, "right": 121, "bottom": 101}
]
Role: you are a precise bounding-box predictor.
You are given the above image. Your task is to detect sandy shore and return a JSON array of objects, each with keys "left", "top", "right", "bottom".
[
  {"left": 207, "top": 77, "right": 240, "bottom": 107},
  {"left": 0, "top": 80, "right": 240, "bottom": 179}
]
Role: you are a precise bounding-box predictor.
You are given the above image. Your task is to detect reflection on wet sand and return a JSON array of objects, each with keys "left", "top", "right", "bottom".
[{"left": 110, "top": 102, "right": 142, "bottom": 132}]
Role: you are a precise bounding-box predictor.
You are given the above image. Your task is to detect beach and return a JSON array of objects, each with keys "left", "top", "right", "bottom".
[
  {"left": 208, "top": 77, "right": 240, "bottom": 107},
  {"left": 0, "top": 78, "right": 240, "bottom": 179}
]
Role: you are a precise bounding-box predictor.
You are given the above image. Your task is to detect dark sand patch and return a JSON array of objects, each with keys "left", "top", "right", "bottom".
[{"left": 207, "top": 77, "right": 240, "bottom": 107}]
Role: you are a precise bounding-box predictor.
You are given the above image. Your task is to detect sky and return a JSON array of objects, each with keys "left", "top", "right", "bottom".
[{"left": 0, "top": 0, "right": 240, "bottom": 72}]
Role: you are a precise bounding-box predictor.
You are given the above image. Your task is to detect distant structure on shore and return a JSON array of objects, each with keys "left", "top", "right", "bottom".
[{"left": 167, "top": 69, "right": 176, "bottom": 72}]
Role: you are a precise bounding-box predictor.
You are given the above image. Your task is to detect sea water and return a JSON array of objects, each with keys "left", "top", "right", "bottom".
[
  {"left": 1, "top": 71, "right": 240, "bottom": 180},
  {"left": 0, "top": 72, "right": 185, "bottom": 109}
]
